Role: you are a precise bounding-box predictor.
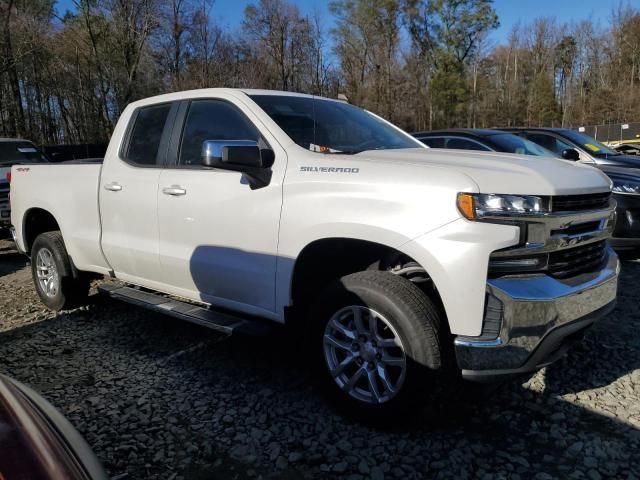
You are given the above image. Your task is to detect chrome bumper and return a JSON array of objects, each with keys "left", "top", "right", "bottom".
[{"left": 455, "top": 247, "right": 619, "bottom": 381}]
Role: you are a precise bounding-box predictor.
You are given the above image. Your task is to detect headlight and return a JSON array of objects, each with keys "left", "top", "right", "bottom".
[
  {"left": 457, "top": 193, "right": 549, "bottom": 220},
  {"left": 611, "top": 177, "right": 640, "bottom": 195}
]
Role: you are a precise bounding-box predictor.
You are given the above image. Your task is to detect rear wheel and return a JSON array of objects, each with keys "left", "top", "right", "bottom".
[
  {"left": 310, "top": 271, "right": 445, "bottom": 418},
  {"left": 31, "top": 231, "right": 90, "bottom": 311}
]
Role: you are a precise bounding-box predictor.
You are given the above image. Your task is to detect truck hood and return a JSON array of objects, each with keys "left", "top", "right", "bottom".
[{"left": 358, "top": 148, "right": 612, "bottom": 196}]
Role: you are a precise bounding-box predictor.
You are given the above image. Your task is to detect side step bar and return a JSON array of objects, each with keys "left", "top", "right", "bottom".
[{"left": 98, "top": 285, "right": 273, "bottom": 336}]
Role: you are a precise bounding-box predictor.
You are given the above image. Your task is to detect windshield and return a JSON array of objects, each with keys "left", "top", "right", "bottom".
[
  {"left": 488, "top": 133, "right": 557, "bottom": 157},
  {"left": 560, "top": 131, "right": 619, "bottom": 156},
  {"left": 249, "top": 95, "right": 423, "bottom": 154},
  {"left": 0, "top": 141, "right": 48, "bottom": 166}
]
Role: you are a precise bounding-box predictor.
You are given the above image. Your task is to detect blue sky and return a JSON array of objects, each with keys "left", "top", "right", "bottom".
[{"left": 55, "top": 0, "right": 614, "bottom": 43}]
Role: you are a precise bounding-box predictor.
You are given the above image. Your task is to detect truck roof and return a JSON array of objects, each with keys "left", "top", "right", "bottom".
[{"left": 125, "top": 88, "right": 343, "bottom": 111}]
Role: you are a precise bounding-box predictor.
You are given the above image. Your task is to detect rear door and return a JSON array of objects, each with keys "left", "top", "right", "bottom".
[
  {"left": 99, "top": 102, "right": 177, "bottom": 285},
  {"left": 156, "top": 96, "right": 286, "bottom": 315}
]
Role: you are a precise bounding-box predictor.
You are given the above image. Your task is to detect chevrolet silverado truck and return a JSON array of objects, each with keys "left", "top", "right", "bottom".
[{"left": 10, "top": 89, "right": 619, "bottom": 414}]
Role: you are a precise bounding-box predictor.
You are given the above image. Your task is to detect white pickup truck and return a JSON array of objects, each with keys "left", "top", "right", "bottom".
[{"left": 10, "top": 89, "right": 619, "bottom": 414}]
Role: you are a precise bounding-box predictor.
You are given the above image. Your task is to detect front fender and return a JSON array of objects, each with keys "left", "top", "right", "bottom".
[{"left": 400, "top": 219, "right": 520, "bottom": 337}]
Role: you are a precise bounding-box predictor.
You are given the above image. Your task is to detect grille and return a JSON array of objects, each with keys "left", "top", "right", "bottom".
[
  {"left": 547, "top": 241, "right": 608, "bottom": 279},
  {"left": 551, "top": 192, "right": 611, "bottom": 212},
  {"left": 550, "top": 221, "right": 601, "bottom": 237},
  {"left": 0, "top": 187, "right": 8, "bottom": 201}
]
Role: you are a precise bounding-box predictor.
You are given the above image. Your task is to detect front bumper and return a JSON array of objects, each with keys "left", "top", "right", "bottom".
[{"left": 455, "top": 248, "right": 619, "bottom": 381}]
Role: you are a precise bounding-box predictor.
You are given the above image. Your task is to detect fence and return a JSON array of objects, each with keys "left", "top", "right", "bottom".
[{"left": 574, "top": 122, "right": 640, "bottom": 144}]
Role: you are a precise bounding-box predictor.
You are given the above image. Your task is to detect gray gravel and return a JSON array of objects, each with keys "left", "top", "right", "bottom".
[{"left": 1, "top": 237, "right": 639, "bottom": 479}]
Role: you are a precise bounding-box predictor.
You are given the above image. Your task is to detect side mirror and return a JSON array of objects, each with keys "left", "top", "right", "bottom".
[
  {"left": 201, "top": 140, "right": 273, "bottom": 189},
  {"left": 561, "top": 148, "right": 580, "bottom": 161}
]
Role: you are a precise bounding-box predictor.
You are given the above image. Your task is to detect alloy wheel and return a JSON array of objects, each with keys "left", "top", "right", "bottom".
[
  {"left": 323, "top": 306, "right": 407, "bottom": 404},
  {"left": 36, "top": 247, "right": 59, "bottom": 298}
]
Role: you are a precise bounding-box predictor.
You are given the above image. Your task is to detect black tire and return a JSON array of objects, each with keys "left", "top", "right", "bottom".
[
  {"left": 31, "top": 231, "right": 90, "bottom": 311},
  {"left": 309, "top": 270, "right": 445, "bottom": 420}
]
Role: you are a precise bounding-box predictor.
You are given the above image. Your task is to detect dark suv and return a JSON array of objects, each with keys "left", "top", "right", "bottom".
[
  {"left": 414, "top": 128, "right": 640, "bottom": 254},
  {"left": 413, "top": 129, "right": 557, "bottom": 157},
  {"left": 501, "top": 128, "right": 640, "bottom": 252},
  {"left": 500, "top": 128, "right": 640, "bottom": 168}
]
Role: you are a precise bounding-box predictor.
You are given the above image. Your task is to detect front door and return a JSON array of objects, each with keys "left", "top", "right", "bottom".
[
  {"left": 99, "top": 102, "right": 176, "bottom": 285},
  {"left": 157, "top": 97, "right": 285, "bottom": 316}
]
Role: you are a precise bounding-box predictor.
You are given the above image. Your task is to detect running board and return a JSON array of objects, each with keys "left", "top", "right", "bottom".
[{"left": 98, "top": 284, "right": 273, "bottom": 336}]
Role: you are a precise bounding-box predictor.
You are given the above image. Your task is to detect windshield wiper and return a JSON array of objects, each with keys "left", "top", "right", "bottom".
[{"left": 323, "top": 150, "right": 365, "bottom": 155}]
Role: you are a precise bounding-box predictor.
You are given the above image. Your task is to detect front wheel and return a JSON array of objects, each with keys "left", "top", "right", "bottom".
[
  {"left": 31, "top": 231, "right": 90, "bottom": 311},
  {"left": 310, "top": 271, "right": 445, "bottom": 418}
]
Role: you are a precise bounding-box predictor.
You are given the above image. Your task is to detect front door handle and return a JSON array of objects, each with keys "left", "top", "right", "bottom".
[
  {"left": 162, "top": 185, "right": 187, "bottom": 196},
  {"left": 104, "top": 182, "right": 122, "bottom": 192}
]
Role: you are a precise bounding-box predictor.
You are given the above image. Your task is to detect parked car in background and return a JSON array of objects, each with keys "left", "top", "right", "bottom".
[
  {"left": 0, "top": 138, "right": 49, "bottom": 229},
  {"left": 610, "top": 142, "right": 640, "bottom": 156},
  {"left": 501, "top": 128, "right": 640, "bottom": 168},
  {"left": 0, "top": 374, "right": 107, "bottom": 480},
  {"left": 501, "top": 128, "right": 640, "bottom": 253},
  {"left": 9, "top": 89, "right": 620, "bottom": 417},
  {"left": 413, "top": 129, "right": 563, "bottom": 157},
  {"left": 43, "top": 143, "right": 108, "bottom": 163}
]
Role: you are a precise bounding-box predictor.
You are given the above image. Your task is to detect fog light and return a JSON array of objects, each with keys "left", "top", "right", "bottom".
[{"left": 488, "top": 256, "right": 546, "bottom": 273}]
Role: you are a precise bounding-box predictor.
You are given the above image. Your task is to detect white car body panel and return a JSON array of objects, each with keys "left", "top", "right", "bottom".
[
  {"left": 10, "top": 164, "right": 110, "bottom": 274},
  {"left": 155, "top": 92, "right": 289, "bottom": 316},
  {"left": 99, "top": 161, "right": 163, "bottom": 284},
  {"left": 9, "top": 88, "right": 613, "bottom": 337}
]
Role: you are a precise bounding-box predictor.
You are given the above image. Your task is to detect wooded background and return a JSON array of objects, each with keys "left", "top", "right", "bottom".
[{"left": 1, "top": 0, "right": 639, "bottom": 145}]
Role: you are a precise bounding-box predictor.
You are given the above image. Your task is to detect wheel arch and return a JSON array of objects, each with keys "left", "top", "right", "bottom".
[
  {"left": 287, "top": 237, "right": 447, "bottom": 328},
  {"left": 22, "top": 207, "right": 62, "bottom": 255}
]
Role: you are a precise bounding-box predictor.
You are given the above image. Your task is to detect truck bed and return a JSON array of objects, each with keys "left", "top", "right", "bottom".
[{"left": 10, "top": 163, "right": 111, "bottom": 274}]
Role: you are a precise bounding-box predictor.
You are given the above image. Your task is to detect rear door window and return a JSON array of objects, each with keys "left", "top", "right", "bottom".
[{"left": 124, "top": 103, "right": 172, "bottom": 166}]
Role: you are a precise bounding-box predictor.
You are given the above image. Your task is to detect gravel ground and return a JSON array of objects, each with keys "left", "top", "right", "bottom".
[{"left": 1, "top": 236, "right": 639, "bottom": 480}]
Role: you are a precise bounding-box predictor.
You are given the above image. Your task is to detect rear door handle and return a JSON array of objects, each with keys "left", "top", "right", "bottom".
[
  {"left": 104, "top": 182, "right": 122, "bottom": 192},
  {"left": 162, "top": 185, "right": 187, "bottom": 196}
]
